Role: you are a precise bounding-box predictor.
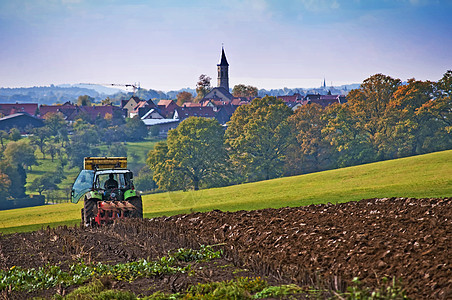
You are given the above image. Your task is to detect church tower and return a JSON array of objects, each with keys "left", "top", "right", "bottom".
[{"left": 217, "top": 47, "right": 229, "bottom": 91}]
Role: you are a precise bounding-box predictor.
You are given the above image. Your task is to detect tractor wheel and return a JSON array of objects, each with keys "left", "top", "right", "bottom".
[
  {"left": 83, "top": 198, "right": 97, "bottom": 226},
  {"left": 128, "top": 196, "right": 143, "bottom": 219}
]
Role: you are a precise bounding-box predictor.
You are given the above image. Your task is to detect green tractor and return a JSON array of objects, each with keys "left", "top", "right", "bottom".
[{"left": 71, "top": 157, "right": 143, "bottom": 226}]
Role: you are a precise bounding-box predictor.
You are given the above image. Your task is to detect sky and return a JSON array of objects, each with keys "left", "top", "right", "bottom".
[{"left": 0, "top": 0, "right": 451, "bottom": 92}]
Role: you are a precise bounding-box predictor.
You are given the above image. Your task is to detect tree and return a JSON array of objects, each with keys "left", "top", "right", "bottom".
[
  {"left": 0, "top": 161, "right": 26, "bottom": 198},
  {"left": 134, "top": 166, "right": 156, "bottom": 192},
  {"left": 194, "top": 74, "right": 212, "bottom": 102},
  {"left": 30, "top": 127, "right": 52, "bottom": 159},
  {"left": 29, "top": 174, "right": 58, "bottom": 196},
  {"left": 108, "top": 143, "right": 128, "bottom": 157},
  {"left": 287, "top": 103, "right": 333, "bottom": 175},
  {"left": 44, "top": 140, "right": 60, "bottom": 162},
  {"left": 435, "top": 69, "right": 452, "bottom": 97},
  {"left": 176, "top": 91, "right": 193, "bottom": 106},
  {"left": 335, "top": 74, "right": 402, "bottom": 162},
  {"left": 43, "top": 112, "right": 66, "bottom": 136},
  {"left": 101, "top": 97, "right": 113, "bottom": 105},
  {"left": 66, "top": 124, "right": 100, "bottom": 168},
  {"left": 232, "top": 84, "right": 258, "bottom": 97},
  {"left": 77, "top": 95, "right": 94, "bottom": 106},
  {"left": 4, "top": 140, "right": 38, "bottom": 171},
  {"left": 147, "top": 117, "right": 227, "bottom": 191},
  {"left": 124, "top": 117, "right": 148, "bottom": 141},
  {"left": 9, "top": 128, "right": 21, "bottom": 141},
  {"left": 0, "top": 130, "right": 8, "bottom": 150},
  {"left": 225, "top": 96, "right": 293, "bottom": 181},
  {"left": 0, "top": 171, "right": 11, "bottom": 202},
  {"left": 383, "top": 78, "right": 435, "bottom": 157}
]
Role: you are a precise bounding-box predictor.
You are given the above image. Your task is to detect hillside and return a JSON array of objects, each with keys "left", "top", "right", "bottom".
[{"left": 0, "top": 149, "right": 450, "bottom": 233}]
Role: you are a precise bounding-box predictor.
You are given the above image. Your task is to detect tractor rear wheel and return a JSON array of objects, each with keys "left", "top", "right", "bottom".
[
  {"left": 128, "top": 196, "right": 143, "bottom": 219},
  {"left": 83, "top": 198, "right": 97, "bottom": 226}
]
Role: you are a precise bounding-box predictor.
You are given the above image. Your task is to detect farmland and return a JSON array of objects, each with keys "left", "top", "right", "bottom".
[{"left": 0, "top": 197, "right": 450, "bottom": 299}]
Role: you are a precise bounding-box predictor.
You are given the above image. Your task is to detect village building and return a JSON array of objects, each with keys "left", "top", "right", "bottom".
[
  {"left": 141, "top": 108, "right": 165, "bottom": 120},
  {"left": 302, "top": 94, "right": 346, "bottom": 107},
  {"left": 201, "top": 48, "right": 234, "bottom": 103},
  {"left": 120, "top": 96, "right": 141, "bottom": 118},
  {"left": 157, "top": 100, "right": 178, "bottom": 118},
  {"left": 173, "top": 107, "right": 216, "bottom": 121},
  {"left": 141, "top": 118, "right": 180, "bottom": 137},
  {"left": 0, "top": 103, "right": 38, "bottom": 117},
  {"left": 0, "top": 113, "right": 44, "bottom": 132},
  {"left": 129, "top": 99, "right": 158, "bottom": 119}
]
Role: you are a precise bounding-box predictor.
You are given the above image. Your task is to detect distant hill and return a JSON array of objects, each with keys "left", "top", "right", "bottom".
[
  {"left": 0, "top": 83, "right": 360, "bottom": 105},
  {"left": 59, "top": 84, "right": 123, "bottom": 95},
  {"left": 0, "top": 85, "right": 105, "bottom": 105},
  {"left": 257, "top": 84, "right": 360, "bottom": 97}
]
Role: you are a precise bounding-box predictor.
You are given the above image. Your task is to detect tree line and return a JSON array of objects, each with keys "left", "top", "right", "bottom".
[
  {"left": 0, "top": 112, "right": 149, "bottom": 203},
  {"left": 147, "top": 71, "right": 452, "bottom": 191}
]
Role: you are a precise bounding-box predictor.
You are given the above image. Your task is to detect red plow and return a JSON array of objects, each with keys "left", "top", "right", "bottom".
[{"left": 94, "top": 201, "right": 137, "bottom": 225}]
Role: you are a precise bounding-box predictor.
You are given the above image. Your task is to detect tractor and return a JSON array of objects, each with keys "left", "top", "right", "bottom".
[{"left": 71, "top": 157, "right": 143, "bottom": 226}]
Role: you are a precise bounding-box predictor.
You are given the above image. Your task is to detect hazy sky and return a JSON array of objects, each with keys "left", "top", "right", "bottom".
[{"left": 1, "top": 0, "right": 451, "bottom": 91}]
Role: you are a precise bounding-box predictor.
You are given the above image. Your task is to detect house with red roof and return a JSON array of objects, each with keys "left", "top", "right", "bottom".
[
  {"left": 277, "top": 93, "right": 303, "bottom": 103},
  {"left": 182, "top": 102, "right": 203, "bottom": 108},
  {"left": 38, "top": 101, "right": 77, "bottom": 119},
  {"left": 157, "top": 100, "right": 178, "bottom": 118},
  {"left": 0, "top": 103, "right": 38, "bottom": 117},
  {"left": 130, "top": 100, "right": 158, "bottom": 118}
]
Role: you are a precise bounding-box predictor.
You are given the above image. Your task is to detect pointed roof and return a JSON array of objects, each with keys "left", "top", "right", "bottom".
[{"left": 218, "top": 47, "right": 229, "bottom": 66}]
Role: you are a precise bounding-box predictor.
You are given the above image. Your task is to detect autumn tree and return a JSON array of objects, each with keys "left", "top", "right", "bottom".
[
  {"left": 286, "top": 103, "right": 333, "bottom": 175},
  {"left": 232, "top": 84, "right": 258, "bottom": 97},
  {"left": 0, "top": 171, "right": 11, "bottom": 202},
  {"left": 147, "top": 117, "right": 227, "bottom": 191},
  {"left": 0, "top": 160, "right": 26, "bottom": 198},
  {"left": 384, "top": 78, "right": 435, "bottom": 157},
  {"left": 327, "top": 74, "right": 402, "bottom": 164},
  {"left": 176, "top": 91, "right": 193, "bottom": 106},
  {"left": 194, "top": 74, "right": 211, "bottom": 102},
  {"left": 225, "top": 96, "right": 293, "bottom": 181}
]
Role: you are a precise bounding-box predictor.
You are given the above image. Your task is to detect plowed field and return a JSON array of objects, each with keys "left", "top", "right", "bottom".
[{"left": 0, "top": 197, "right": 451, "bottom": 299}]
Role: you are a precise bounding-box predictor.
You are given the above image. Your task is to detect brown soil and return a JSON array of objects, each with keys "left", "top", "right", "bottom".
[{"left": 0, "top": 197, "right": 451, "bottom": 299}]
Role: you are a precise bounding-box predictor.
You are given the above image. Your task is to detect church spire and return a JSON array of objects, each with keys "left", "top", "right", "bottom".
[
  {"left": 217, "top": 46, "right": 229, "bottom": 90},
  {"left": 218, "top": 46, "right": 229, "bottom": 66}
]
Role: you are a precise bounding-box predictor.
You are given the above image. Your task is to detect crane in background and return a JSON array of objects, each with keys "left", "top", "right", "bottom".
[{"left": 80, "top": 83, "right": 141, "bottom": 95}]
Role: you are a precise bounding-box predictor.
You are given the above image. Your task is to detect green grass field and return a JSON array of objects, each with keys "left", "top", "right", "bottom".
[{"left": 1, "top": 149, "right": 451, "bottom": 234}]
